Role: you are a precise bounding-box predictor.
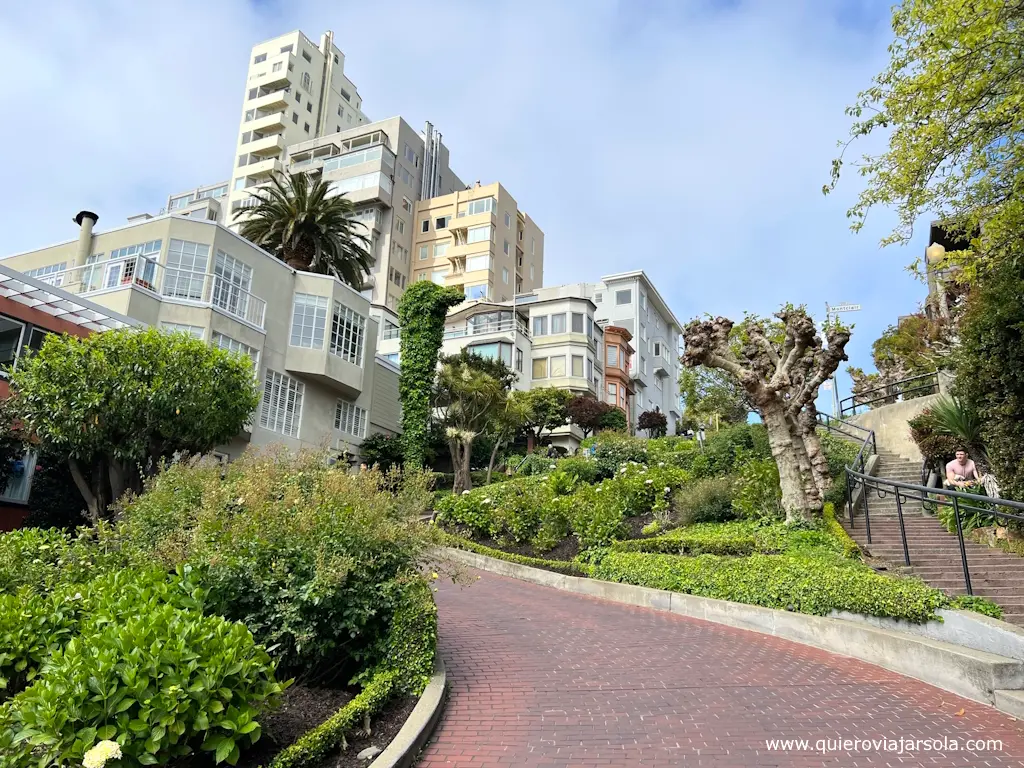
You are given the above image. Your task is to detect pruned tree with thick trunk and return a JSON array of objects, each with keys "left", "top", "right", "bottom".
[
  {"left": 434, "top": 362, "right": 505, "bottom": 495},
  {"left": 682, "top": 308, "right": 850, "bottom": 523}
]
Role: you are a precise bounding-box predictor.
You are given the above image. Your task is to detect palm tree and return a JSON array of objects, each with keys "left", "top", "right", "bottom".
[{"left": 235, "top": 172, "right": 373, "bottom": 288}]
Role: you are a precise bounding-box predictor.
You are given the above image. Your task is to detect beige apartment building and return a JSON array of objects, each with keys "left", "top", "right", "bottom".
[
  {"left": 1, "top": 211, "right": 400, "bottom": 461},
  {"left": 412, "top": 182, "right": 544, "bottom": 303},
  {"left": 227, "top": 30, "right": 370, "bottom": 221}
]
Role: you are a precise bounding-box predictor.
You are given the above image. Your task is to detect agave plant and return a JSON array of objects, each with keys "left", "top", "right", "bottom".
[
  {"left": 235, "top": 172, "right": 373, "bottom": 288},
  {"left": 921, "top": 395, "right": 987, "bottom": 463}
]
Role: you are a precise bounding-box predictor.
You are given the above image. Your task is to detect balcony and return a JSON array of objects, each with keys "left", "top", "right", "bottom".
[
  {"left": 285, "top": 344, "right": 365, "bottom": 398},
  {"left": 243, "top": 157, "right": 283, "bottom": 178},
  {"left": 251, "top": 88, "right": 290, "bottom": 112},
  {"left": 29, "top": 258, "right": 267, "bottom": 330},
  {"left": 249, "top": 111, "right": 286, "bottom": 133},
  {"left": 443, "top": 318, "right": 529, "bottom": 341},
  {"left": 247, "top": 134, "right": 285, "bottom": 157}
]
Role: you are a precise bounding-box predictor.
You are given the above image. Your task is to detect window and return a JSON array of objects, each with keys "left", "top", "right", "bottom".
[
  {"left": 244, "top": 109, "right": 255, "bottom": 122},
  {"left": 503, "top": 239, "right": 510, "bottom": 255},
  {"left": 260, "top": 370, "right": 303, "bottom": 437},
  {"left": 586, "top": 357, "right": 594, "bottom": 383},
  {"left": 397, "top": 165, "right": 415, "bottom": 186},
  {"left": 620, "top": 387, "right": 626, "bottom": 408},
  {"left": 421, "top": 219, "right": 430, "bottom": 233},
  {"left": 516, "top": 348, "right": 523, "bottom": 373},
  {"left": 237, "top": 154, "right": 247, "bottom": 167},
  {"left": 571, "top": 313, "right": 584, "bottom": 334},
  {"left": 383, "top": 352, "right": 400, "bottom": 364},
  {"left": 653, "top": 342, "right": 662, "bottom": 358},
  {"left": 330, "top": 303, "right": 366, "bottom": 364},
  {"left": 0, "top": 316, "right": 25, "bottom": 370},
  {"left": 418, "top": 244, "right": 430, "bottom": 260},
  {"left": 607, "top": 382, "right": 617, "bottom": 406},
  {"left": 616, "top": 289, "right": 632, "bottom": 305},
  {"left": 248, "top": 88, "right": 257, "bottom": 100},
  {"left": 637, "top": 391, "right": 643, "bottom": 409},
  {"left": 502, "top": 267, "right": 509, "bottom": 284},
  {"left": 465, "top": 284, "right": 487, "bottom": 300},
  {"left": 233, "top": 177, "right": 245, "bottom": 191},
  {"left": 468, "top": 342, "right": 512, "bottom": 366},
  {"left": 572, "top": 355, "right": 584, "bottom": 377},
  {"left": 551, "top": 313, "right": 566, "bottom": 334},
  {"left": 467, "top": 225, "right": 490, "bottom": 244},
  {"left": 530, "top": 264, "right": 535, "bottom": 281},
  {"left": 465, "top": 254, "right": 490, "bottom": 272},
  {"left": 402, "top": 197, "right": 413, "bottom": 214},
  {"left": 164, "top": 239, "right": 210, "bottom": 300},
  {"left": 272, "top": 61, "right": 283, "bottom": 72},
  {"left": 594, "top": 292, "right": 603, "bottom": 304},
  {"left": 23, "top": 262, "right": 67, "bottom": 286},
  {"left": 161, "top": 322, "right": 204, "bottom": 340},
  {"left": 505, "top": 212, "right": 512, "bottom": 228},
  {"left": 548, "top": 355, "right": 565, "bottom": 378},
  {"left": 434, "top": 243, "right": 448, "bottom": 258},
  {"left": 292, "top": 112, "right": 299, "bottom": 124},
  {"left": 382, "top": 319, "right": 400, "bottom": 340},
  {"left": 640, "top": 324, "right": 647, "bottom": 342},
  {"left": 329, "top": 171, "right": 392, "bottom": 196},
  {"left": 168, "top": 194, "right": 193, "bottom": 211},
  {"left": 306, "top": 102, "right": 313, "bottom": 113},
  {"left": 334, "top": 54, "right": 339, "bottom": 65},
  {"left": 212, "top": 251, "right": 253, "bottom": 318},
  {"left": 403, "top": 143, "right": 417, "bottom": 164},
  {"left": 213, "top": 332, "right": 259, "bottom": 370},
  {"left": 254, "top": 53, "right": 267, "bottom": 64},
  {"left": 655, "top": 376, "right": 664, "bottom": 391},
  {"left": 295, "top": 92, "right": 301, "bottom": 104},
  {"left": 431, "top": 268, "right": 447, "bottom": 284},
  {"left": 302, "top": 50, "right": 312, "bottom": 63},
  {"left": 531, "top": 238, "right": 536, "bottom": 255},
  {"left": 533, "top": 316, "right": 547, "bottom": 336},
  {"left": 458, "top": 197, "right": 496, "bottom": 217},
  {"left": 280, "top": 44, "right": 293, "bottom": 53},
  {"left": 641, "top": 357, "right": 647, "bottom": 375},
  {"left": 640, "top": 293, "right": 647, "bottom": 311},
  {"left": 107, "top": 240, "right": 161, "bottom": 288},
  {"left": 335, "top": 400, "right": 367, "bottom": 438},
  {"left": 606, "top": 345, "right": 618, "bottom": 368},
  {"left": 435, "top": 216, "right": 451, "bottom": 229},
  {"left": 396, "top": 218, "right": 406, "bottom": 235},
  {"left": 303, "top": 123, "right": 310, "bottom": 133},
  {"left": 586, "top": 316, "right": 593, "bottom": 339},
  {"left": 532, "top": 358, "right": 548, "bottom": 379},
  {"left": 291, "top": 294, "right": 328, "bottom": 348}
]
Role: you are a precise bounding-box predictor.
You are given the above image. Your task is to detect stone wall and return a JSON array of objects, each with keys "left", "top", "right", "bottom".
[{"left": 848, "top": 393, "right": 940, "bottom": 461}]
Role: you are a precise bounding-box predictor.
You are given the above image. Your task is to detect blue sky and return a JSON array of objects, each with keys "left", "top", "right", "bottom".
[{"left": 0, "top": 0, "right": 928, "bottom": 406}]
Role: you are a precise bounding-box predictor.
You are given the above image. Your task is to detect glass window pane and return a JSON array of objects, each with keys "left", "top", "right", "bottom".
[{"left": 532, "top": 358, "right": 547, "bottom": 379}]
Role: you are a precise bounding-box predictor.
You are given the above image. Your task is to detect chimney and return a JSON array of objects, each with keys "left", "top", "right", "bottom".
[
  {"left": 74, "top": 210, "right": 98, "bottom": 265},
  {"left": 475, "top": 180, "right": 481, "bottom": 188}
]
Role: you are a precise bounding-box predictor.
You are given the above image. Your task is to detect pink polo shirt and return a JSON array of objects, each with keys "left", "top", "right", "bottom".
[{"left": 945, "top": 458, "right": 978, "bottom": 481}]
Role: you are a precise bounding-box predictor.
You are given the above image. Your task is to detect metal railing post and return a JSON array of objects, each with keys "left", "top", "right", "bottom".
[
  {"left": 862, "top": 480, "right": 872, "bottom": 544},
  {"left": 846, "top": 471, "right": 854, "bottom": 527},
  {"left": 951, "top": 495, "right": 973, "bottom": 596},
  {"left": 894, "top": 490, "right": 910, "bottom": 566}
]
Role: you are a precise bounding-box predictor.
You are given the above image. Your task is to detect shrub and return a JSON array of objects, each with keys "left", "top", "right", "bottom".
[
  {"left": 948, "top": 595, "right": 1003, "bottom": 620},
  {"left": 443, "top": 534, "right": 588, "bottom": 575},
  {"left": 822, "top": 502, "right": 859, "bottom": 558},
  {"left": 0, "top": 527, "right": 72, "bottom": 595},
  {"left": 359, "top": 432, "right": 404, "bottom": 472},
  {"left": 114, "top": 451, "right": 432, "bottom": 679},
  {"left": 702, "top": 424, "right": 770, "bottom": 476},
  {"left": 732, "top": 455, "right": 783, "bottom": 519},
  {"left": 514, "top": 453, "right": 559, "bottom": 477},
  {"left": 611, "top": 519, "right": 841, "bottom": 558},
  {"left": 590, "top": 551, "right": 947, "bottom": 622},
  {"left": 672, "top": 476, "right": 737, "bottom": 525},
  {"left": 555, "top": 455, "right": 601, "bottom": 485}
]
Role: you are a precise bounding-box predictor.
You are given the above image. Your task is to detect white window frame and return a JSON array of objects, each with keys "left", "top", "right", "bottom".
[
  {"left": 260, "top": 369, "right": 304, "bottom": 437},
  {"left": 290, "top": 294, "right": 328, "bottom": 348}
]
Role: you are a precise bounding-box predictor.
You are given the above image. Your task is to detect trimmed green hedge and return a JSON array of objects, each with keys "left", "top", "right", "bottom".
[
  {"left": 442, "top": 534, "right": 587, "bottom": 575},
  {"left": 610, "top": 519, "right": 843, "bottom": 558},
  {"left": 822, "top": 502, "right": 860, "bottom": 559},
  {"left": 590, "top": 551, "right": 948, "bottom": 622}
]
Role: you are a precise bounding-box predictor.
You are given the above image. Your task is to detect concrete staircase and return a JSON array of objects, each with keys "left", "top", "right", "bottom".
[{"left": 844, "top": 450, "right": 1024, "bottom": 626}]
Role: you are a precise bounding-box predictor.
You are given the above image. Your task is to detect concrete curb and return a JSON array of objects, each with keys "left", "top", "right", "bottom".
[
  {"left": 369, "top": 659, "right": 447, "bottom": 768},
  {"left": 442, "top": 547, "right": 1024, "bottom": 711}
]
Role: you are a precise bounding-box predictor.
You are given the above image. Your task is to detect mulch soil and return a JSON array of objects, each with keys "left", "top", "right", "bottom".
[{"left": 233, "top": 681, "right": 416, "bottom": 768}]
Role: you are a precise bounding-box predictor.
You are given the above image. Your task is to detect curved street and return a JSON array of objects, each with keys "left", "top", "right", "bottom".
[{"left": 418, "top": 570, "right": 1024, "bottom": 767}]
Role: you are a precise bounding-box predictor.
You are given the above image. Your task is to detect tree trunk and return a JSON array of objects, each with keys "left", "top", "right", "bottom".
[
  {"left": 787, "top": 412, "right": 822, "bottom": 512},
  {"left": 459, "top": 437, "right": 474, "bottom": 493},
  {"left": 762, "top": 405, "right": 815, "bottom": 523},
  {"left": 68, "top": 457, "right": 101, "bottom": 524},
  {"left": 797, "top": 407, "right": 831, "bottom": 497},
  {"left": 449, "top": 438, "right": 474, "bottom": 495},
  {"left": 486, "top": 439, "right": 503, "bottom": 485}
]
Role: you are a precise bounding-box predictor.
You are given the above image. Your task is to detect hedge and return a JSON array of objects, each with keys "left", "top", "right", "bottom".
[
  {"left": 590, "top": 551, "right": 949, "bottom": 622},
  {"left": 822, "top": 502, "right": 860, "bottom": 559},
  {"left": 442, "top": 534, "right": 587, "bottom": 576},
  {"left": 264, "top": 576, "right": 438, "bottom": 768}
]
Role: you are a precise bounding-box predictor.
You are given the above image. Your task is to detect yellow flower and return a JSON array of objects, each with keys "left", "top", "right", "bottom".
[
  {"left": 431, "top": 572, "right": 439, "bottom": 580},
  {"left": 83, "top": 740, "right": 122, "bottom": 768}
]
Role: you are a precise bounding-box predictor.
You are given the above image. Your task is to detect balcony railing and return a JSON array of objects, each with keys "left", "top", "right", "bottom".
[
  {"left": 443, "top": 319, "right": 529, "bottom": 340},
  {"left": 32, "top": 257, "right": 267, "bottom": 329}
]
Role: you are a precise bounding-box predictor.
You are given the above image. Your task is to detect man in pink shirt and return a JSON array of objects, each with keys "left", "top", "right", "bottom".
[{"left": 945, "top": 448, "right": 981, "bottom": 489}]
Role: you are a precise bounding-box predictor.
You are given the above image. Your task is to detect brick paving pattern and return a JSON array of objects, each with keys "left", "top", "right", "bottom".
[{"left": 418, "top": 570, "right": 1024, "bottom": 767}]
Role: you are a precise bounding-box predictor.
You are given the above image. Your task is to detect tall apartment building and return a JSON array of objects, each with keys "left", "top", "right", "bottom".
[
  {"left": 411, "top": 182, "right": 544, "bottom": 304},
  {"left": 1, "top": 211, "right": 401, "bottom": 461},
  {"left": 228, "top": 30, "right": 370, "bottom": 220}
]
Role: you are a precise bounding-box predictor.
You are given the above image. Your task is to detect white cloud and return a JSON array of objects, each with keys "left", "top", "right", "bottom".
[{"left": 0, "top": 0, "right": 928, "bottom": 394}]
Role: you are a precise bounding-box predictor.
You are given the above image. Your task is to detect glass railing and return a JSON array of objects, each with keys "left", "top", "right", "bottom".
[{"left": 443, "top": 320, "right": 529, "bottom": 339}]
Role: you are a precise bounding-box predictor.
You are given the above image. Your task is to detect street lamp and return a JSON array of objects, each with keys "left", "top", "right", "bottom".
[{"left": 825, "top": 302, "right": 862, "bottom": 417}]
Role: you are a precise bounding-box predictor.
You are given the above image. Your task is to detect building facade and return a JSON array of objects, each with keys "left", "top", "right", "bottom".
[
  {"left": 227, "top": 30, "right": 369, "bottom": 221},
  {"left": 1, "top": 211, "right": 400, "bottom": 463},
  {"left": 0, "top": 262, "right": 135, "bottom": 527},
  {"left": 412, "top": 182, "right": 544, "bottom": 303}
]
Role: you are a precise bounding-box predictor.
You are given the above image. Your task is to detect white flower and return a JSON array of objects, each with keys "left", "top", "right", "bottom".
[
  {"left": 83, "top": 741, "right": 122, "bottom": 768},
  {"left": 664, "top": 487, "right": 670, "bottom": 493},
  {"left": 645, "top": 479, "right": 653, "bottom": 485},
  {"left": 658, "top": 462, "right": 665, "bottom": 467},
  {"left": 550, "top": 464, "right": 556, "bottom": 469},
  {"left": 620, "top": 467, "right": 627, "bottom": 474},
  {"left": 483, "top": 498, "right": 492, "bottom": 504},
  {"left": 462, "top": 490, "right": 470, "bottom": 495}
]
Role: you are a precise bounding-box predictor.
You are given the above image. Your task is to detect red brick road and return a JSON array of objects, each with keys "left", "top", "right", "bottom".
[{"left": 418, "top": 570, "right": 1024, "bottom": 767}]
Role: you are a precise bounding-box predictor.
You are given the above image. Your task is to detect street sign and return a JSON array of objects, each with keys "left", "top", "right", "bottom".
[{"left": 828, "top": 303, "right": 862, "bottom": 313}]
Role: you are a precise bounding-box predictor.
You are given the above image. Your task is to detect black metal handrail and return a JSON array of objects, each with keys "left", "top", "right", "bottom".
[
  {"left": 838, "top": 370, "right": 939, "bottom": 418},
  {"left": 820, "top": 414, "right": 1024, "bottom": 597}
]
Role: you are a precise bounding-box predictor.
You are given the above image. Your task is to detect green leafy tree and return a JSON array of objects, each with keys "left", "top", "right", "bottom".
[
  {"left": 637, "top": 409, "right": 668, "bottom": 438},
  {"left": 434, "top": 362, "right": 505, "bottom": 494},
  {"left": 485, "top": 390, "right": 532, "bottom": 484},
  {"left": 599, "top": 406, "right": 628, "bottom": 433},
  {"left": 954, "top": 256, "right": 1024, "bottom": 499},
  {"left": 397, "top": 282, "right": 464, "bottom": 468},
  {"left": 521, "top": 388, "right": 572, "bottom": 449},
  {"left": 678, "top": 366, "right": 750, "bottom": 427},
  {"left": 440, "top": 348, "right": 516, "bottom": 389},
  {"left": 358, "top": 431, "right": 404, "bottom": 472},
  {"left": 236, "top": 172, "right": 373, "bottom": 287},
  {"left": 0, "top": 400, "right": 25, "bottom": 493},
  {"left": 566, "top": 395, "right": 611, "bottom": 439},
  {"left": 7, "top": 328, "right": 260, "bottom": 522},
  {"left": 828, "top": 0, "right": 1024, "bottom": 279}
]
